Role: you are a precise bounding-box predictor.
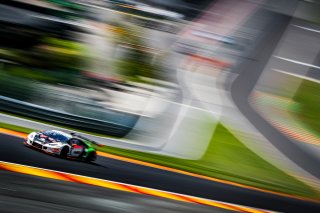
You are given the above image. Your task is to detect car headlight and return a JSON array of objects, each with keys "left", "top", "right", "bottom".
[{"left": 28, "top": 132, "right": 36, "bottom": 141}]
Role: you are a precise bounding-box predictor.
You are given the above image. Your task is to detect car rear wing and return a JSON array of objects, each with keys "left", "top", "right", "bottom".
[{"left": 70, "top": 133, "right": 103, "bottom": 147}]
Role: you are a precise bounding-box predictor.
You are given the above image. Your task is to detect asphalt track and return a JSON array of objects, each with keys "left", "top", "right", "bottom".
[
  {"left": 0, "top": 170, "right": 230, "bottom": 213},
  {"left": 0, "top": 133, "right": 320, "bottom": 212},
  {"left": 230, "top": 9, "right": 320, "bottom": 179}
]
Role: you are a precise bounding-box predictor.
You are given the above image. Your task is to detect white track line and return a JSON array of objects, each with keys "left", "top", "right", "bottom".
[
  {"left": 274, "top": 56, "right": 320, "bottom": 70},
  {"left": 292, "top": 25, "right": 320, "bottom": 34},
  {"left": 272, "top": 69, "right": 320, "bottom": 84}
]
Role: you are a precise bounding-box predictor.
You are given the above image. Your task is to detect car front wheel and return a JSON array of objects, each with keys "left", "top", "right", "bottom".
[{"left": 60, "top": 147, "right": 69, "bottom": 158}]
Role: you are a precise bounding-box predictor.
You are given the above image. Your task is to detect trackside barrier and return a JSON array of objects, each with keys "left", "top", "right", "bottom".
[{"left": 0, "top": 96, "right": 139, "bottom": 137}]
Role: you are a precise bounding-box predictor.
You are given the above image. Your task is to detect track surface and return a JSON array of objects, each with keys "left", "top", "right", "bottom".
[
  {"left": 230, "top": 9, "right": 320, "bottom": 179},
  {"left": 0, "top": 133, "right": 319, "bottom": 212},
  {"left": 0, "top": 170, "right": 230, "bottom": 213}
]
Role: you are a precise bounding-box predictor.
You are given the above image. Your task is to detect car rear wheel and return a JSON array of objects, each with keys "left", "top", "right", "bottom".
[{"left": 85, "top": 152, "right": 97, "bottom": 162}]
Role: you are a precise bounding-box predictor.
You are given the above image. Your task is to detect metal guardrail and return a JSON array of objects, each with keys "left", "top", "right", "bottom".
[{"left": 0, "top": 96, "right": 139, "bottom": 137}]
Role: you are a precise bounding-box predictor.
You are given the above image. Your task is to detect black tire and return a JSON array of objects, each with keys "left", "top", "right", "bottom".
[
  {"left": 85, "top": 152, "right": 97, "bottom": 162},
  {"left": 60, "top": 146, "right": 69, "bottom": 158}
]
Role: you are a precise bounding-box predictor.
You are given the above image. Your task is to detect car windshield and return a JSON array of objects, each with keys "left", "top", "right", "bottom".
[{"left": 42, "top": 130, "right": 71, "bottom": 142}]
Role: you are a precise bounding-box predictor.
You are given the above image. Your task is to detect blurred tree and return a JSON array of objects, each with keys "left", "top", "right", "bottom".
[{"left": 111, "top": 23, "right": 162, "bottom": 82}]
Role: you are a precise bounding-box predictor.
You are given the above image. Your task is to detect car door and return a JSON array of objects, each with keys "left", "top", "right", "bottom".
[{"left": 69, "top": 139, "right": 84, "bottom": 157}]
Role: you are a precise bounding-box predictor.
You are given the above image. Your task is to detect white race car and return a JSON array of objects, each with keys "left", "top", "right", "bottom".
[{"left": 24, "top": 130, "right": 97, "bottom": 162}]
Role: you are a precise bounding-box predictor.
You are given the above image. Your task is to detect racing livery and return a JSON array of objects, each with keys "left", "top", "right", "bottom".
[{"left": 24, "top": 130, "right": 97, "bottom": 162}]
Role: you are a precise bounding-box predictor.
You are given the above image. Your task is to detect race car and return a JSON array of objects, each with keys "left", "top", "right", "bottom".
[{"left": 24, "top": 130, "right": 97, "bottom": 162}]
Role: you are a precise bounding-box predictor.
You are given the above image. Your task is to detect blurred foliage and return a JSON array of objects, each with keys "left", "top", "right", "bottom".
[
  {"left": 4, "top": 65, "right": 80, "bottom": 86},
  {"left": 0, "top": 37, "right": 86, "bottom": 71},
  {"left": 0, "top": 48, "right": 31, "bottom": 64},
  {"left": 111, "top": 23, "right": 163, "bottom": 82},
  {"left": 43, "top": 37, "right": 84, "bottom": 50},
  {"left": 111, "top": 23, "right": 141, "bottom": 45},
  {"left": 0, "top": 72, "right": 37, "bottom": 102},
  {"left": 38, "top": 37, "right": 86, "bottom": 70},
  {"left": 45, "top": 0, "right": 86, "bottom": 14},
  {"left": 293, "top": 79, "right": 320, "bottom": 134},
  {"left": 0, "top": 36, "right": 87, "bottom": 86},
  {"left": 117, "top": 50, "right": 160, "bottom": 81}
]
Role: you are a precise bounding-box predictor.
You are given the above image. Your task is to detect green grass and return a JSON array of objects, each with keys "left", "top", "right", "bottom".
[
  {"left": 4, "top": 65, "right": 81, "bottom": 86},
  {"left": 0, "top": 122, "right": 37, "bottom": 133},
  {"left": 1, "top": 121, "right": 317, "bottom": 199},
  {"left": 293, "top": 79, "right": 320, "bottom": 135}
]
